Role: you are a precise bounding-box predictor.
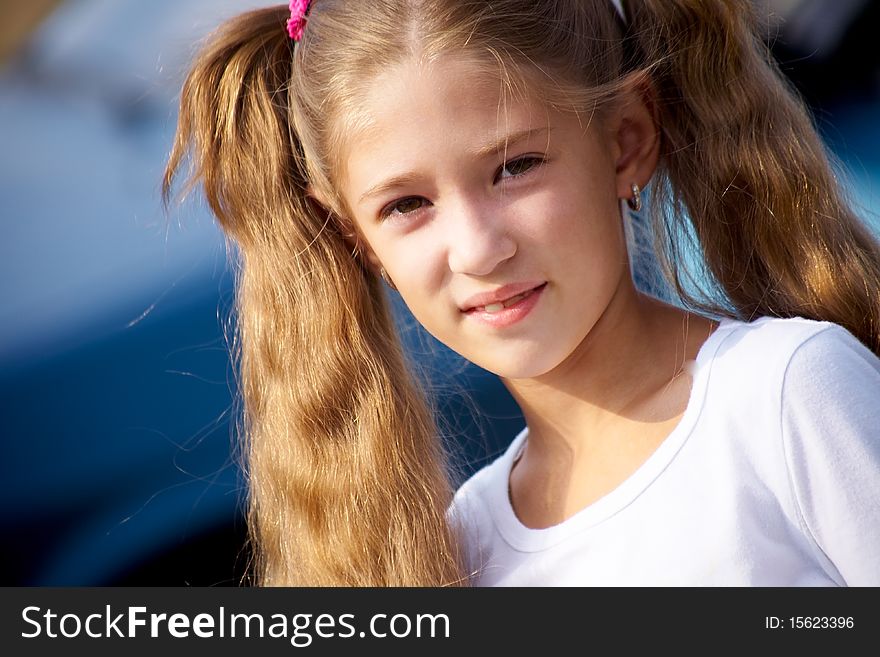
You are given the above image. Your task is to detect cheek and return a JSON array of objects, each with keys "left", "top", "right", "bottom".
[
  {"left": 373, "top": 236, "right": 448, "bottom": 308},
  {"left": 514, "top": 184, "right": 624, "bottom": 261}
]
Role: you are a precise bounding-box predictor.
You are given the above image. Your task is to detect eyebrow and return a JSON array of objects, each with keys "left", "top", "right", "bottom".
[{"left": 357, "top": 126, "right": 551, "bottom": 204}]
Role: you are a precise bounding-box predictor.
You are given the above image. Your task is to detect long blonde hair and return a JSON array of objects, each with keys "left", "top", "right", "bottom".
[{"left": 164, "top": 0, "right": 880, "bottom": 585}]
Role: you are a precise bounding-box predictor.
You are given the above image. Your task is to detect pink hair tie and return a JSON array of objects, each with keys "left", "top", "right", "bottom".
[{"left": 287, "top": 0, "right": 311, "bottom": 41}]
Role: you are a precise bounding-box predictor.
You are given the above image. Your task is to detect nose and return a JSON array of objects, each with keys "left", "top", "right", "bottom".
[{"left": 446, "top": 196, "right": 517, "bottom": 276}]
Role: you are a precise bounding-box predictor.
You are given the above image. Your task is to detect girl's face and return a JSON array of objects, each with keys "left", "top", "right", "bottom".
[{"left": 339, "top": 56, "right": 631, "bottom": 379}]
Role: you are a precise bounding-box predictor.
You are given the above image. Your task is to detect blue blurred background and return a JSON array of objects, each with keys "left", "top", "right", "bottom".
[{"left": 1, "top": 0, "right": 878, "bottom": 586}]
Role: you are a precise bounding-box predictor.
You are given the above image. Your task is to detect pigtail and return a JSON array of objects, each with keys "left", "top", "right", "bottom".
[
  {"left": 628, "top": 0, "right": 880, "bottom": 354},
  {"left": 164, "top": 6, "right": 466, "bottom": 586}
]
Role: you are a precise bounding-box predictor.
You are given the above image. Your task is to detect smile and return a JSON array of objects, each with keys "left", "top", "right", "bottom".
[
  {"left": 461, "top": 282, "right": 547, "bottom": 328},
  {"left": 475, "top": 286, "right": 541, "bottom": 313}
]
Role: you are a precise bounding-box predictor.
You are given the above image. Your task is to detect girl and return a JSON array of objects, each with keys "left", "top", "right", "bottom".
[{"left": 164, "top": 0, "right": 880, "bottom": 586}]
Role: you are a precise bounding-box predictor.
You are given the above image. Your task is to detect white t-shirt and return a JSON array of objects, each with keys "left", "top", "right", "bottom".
[{"left": 449, "top": 316, "right": 880, "bottom": 586}]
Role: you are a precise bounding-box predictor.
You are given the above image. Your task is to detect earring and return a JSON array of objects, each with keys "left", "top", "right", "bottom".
[
  {"left": 379, "top": 267, "right": 397, "bottom": 291},
  {"left": 626, "top": 182, "right": 642, "bottom": 213}
]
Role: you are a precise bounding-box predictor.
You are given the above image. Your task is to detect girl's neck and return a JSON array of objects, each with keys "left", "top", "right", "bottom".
[{"left": 502, "top": 277, "right": 716, "bottom": 459}]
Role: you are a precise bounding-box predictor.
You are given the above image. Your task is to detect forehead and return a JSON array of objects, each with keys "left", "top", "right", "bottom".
[
  {"left": 339, "top": 54, "right": 554, "bottom": 168},
  {"left": 337, "top": 56, "right": 550, "bottom": 205}
]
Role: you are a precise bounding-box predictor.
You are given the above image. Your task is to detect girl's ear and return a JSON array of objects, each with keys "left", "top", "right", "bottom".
[
  {"left": 306, "top": 184, "right": 383, "bottom": 272},
  {"left": 353, "top": 238, "right": 383, "bottom": 273},
  {"left": 608, "top": 71, "right": 660, "bottom": 200}
]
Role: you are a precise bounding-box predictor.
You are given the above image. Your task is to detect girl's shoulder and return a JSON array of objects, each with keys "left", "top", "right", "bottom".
[
  {"left": 706, "top": 315, "right": 876, "bottom": 379},
  {"left": 714, "top": 313, "right": 854, "bottom": 348},
  {"left": 701, "top": 314, "right": 880, "bottom": 423},
  {"left": 727, "top": 319, "right": 880, "bottom": 585}
]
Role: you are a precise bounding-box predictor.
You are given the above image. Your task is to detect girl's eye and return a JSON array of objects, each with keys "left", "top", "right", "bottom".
[
  {"left": 377, "top": 157, "right": 544, "bottom": 220},
  {"left": 496, "top": 156, "right": 544, "bottom": 182},
  {"left": 381, "top": 196, "right": 428, "bottom": 220}
]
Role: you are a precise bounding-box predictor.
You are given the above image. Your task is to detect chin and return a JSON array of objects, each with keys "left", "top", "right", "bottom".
[{"left": 466, "top": 347, "right": 564, "bottom": 381}]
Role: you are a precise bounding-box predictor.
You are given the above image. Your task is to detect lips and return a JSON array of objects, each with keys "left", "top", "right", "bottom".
[{"left": 460, "top": 282, "right": 547, "bottom": 314}]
